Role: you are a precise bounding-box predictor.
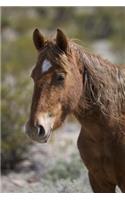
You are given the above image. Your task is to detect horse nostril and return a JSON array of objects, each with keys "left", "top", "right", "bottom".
[{"left": 37, "top": 125, "right": 45, "bottom": 136}]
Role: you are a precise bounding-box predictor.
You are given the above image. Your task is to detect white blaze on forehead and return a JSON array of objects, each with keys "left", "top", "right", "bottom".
[{"left": 42, "top": 59, "right": 52, "bottom": 73}]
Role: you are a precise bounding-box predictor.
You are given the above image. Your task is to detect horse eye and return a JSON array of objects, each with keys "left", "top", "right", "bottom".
[{"left": 55, "top": 73, "right": 65, "bottom": 83}]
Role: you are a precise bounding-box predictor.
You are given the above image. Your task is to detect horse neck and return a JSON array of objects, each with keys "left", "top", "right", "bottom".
[
  {"left": 72, "top": 46, "right": 99, "bottom": 122},
  {"left": 73, "top": 44, "right": 125, "bottom": 127}
]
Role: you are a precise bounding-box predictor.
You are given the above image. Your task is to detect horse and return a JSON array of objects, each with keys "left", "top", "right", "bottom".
[{"left": 26, "top": 28, "right": 125, "bottom": 192}]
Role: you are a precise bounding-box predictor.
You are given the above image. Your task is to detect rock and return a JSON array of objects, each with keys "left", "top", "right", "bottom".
[
  {"left": 27, "top": 175, "right": 40, "bottom": 183},
  {"left": 15, "top": 160, "right": 32, "bottom": 172},
  {"left": 11, "top": 179, "right": 26, "bottom": 187}
]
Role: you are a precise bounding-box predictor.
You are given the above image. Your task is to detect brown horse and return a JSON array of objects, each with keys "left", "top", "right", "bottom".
[{"left": 26, "top": 29, "right": 125, "bottom": 192}]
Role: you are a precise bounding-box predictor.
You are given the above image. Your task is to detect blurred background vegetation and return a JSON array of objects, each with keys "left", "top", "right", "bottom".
[{"left": 1, "top": 7, "right": 125, "bottom": 174}]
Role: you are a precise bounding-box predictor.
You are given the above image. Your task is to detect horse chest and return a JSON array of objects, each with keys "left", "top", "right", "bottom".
[{"left": 77, "top": 122, "right": 116, "bottom": 181}]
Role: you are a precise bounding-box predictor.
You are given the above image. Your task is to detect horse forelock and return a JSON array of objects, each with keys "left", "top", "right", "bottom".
[{"left": 36, "top": 40, "right": 80, "bottom": 77}]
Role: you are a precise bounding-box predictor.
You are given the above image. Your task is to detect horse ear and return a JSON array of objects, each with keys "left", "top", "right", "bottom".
[
  {"left": 56, "top": 29, "right": 68, "bottom": 53},
  {"left": 33, "top": 28, "right": 45, "bottom": 51}
]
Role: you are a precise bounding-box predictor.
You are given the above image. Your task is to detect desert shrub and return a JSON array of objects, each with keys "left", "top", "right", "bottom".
[
  {"left": 1, "top": 77, "right": 32, "bottom": 172},
  {"left": 44, "top": 153, "right": 83, "bottom": 182},
  {"left": 1, "top": 24, "right": 35, "bottom": 172},
  {"left": 1, "top": 21, "right": 36, "bottom": 172}
]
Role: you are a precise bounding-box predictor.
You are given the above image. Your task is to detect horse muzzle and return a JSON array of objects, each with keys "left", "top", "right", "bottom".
[{"left": 25, "top": 113, "right": 55, "bottom": 143}]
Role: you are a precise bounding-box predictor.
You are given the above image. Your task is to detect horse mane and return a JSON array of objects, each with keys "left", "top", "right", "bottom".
[{"left": 69, "top": 41, "right": 125, "bottom": 125}]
